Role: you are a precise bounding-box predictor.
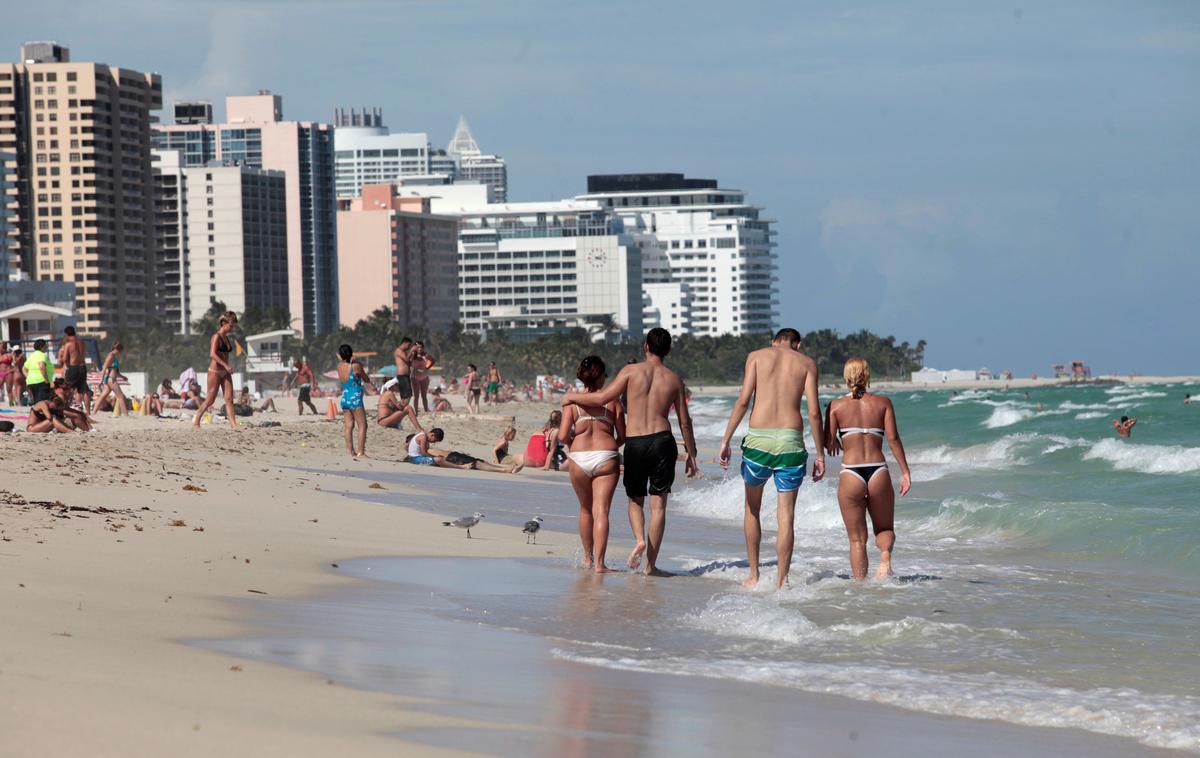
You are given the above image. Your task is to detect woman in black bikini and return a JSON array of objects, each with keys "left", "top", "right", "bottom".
[
  {"left": 824, "top": 358, "right": 912, "bottom": 581},
  {"left": 192, "top": 311, "right": 240, "bottom": 429},
  {"left": 27, "top": 395, "right": 75, "bottom": 433}
]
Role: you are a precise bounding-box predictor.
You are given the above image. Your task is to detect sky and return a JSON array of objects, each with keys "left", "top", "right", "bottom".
[{"left": 5, "top": 0, "right": 1198, "bottom": 375}]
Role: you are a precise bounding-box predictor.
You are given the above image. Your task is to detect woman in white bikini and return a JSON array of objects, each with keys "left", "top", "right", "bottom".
[
  {"left": 560, "top": 356, "right": 626, "bottom": 573},
  {"left": 824, "top": 358, "right": 912, "bottom": 581}
]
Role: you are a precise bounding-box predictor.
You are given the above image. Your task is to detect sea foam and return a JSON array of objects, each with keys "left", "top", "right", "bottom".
[
  {"left": 1083, "top": 439, "right": 1200, "bottom": 475},
  {"left": 548, "top": 649, "right": 1200, "bottom": 751}
]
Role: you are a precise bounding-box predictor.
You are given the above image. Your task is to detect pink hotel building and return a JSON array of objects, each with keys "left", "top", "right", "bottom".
[{"left": 336, "top": 184, "right": 459, "bottom": 331}]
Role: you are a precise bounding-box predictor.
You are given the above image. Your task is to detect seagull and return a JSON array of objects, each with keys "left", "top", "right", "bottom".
[
  {"left": 442, "top": 512, "right": 484, "bottom": 538},
  {"left": 522, "top": 516, "right": 544, "bottom": 544}
]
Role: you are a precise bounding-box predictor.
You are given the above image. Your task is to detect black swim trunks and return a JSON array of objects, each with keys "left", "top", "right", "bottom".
[
  {"left": 395, "top": 375, "right": 413, "bottom": 399},
  {"left": 445, "top": 451, "right": 479, "bottom": 467},
  {"left": 298, "top": 384, "right": 312, "bottom": 403},
  {"left": 622, "top": 430, "right": 678, "bottom": 499},
  {"left": 65, "top": 365, "right": 90, "bottom": 395}
]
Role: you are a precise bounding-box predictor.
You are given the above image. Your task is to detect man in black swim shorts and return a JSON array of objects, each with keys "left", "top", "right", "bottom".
[
  {"left": 59, "top": 326, "right": 93, "bottom": 409},
  {"left": 564, "top": 328, "right": 698, "bottom": 576}
]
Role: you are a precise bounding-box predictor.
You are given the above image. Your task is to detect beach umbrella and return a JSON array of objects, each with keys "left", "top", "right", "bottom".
[
  {"left": 322, "top": 370, "right": 339, "bottom": 380},
  {"left": 377, "top": 365, "right": 397, "bottom": 377}
]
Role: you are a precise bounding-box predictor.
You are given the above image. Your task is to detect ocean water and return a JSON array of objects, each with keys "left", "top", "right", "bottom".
[{"left": 231, "top": 383, "right": 1200, "bottom": 752}]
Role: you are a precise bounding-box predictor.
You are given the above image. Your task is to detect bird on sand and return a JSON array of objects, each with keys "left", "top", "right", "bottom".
[
  {"left": 442, "top": 512, "right": 485, "bottom": 538},
  {"left": 522, "top": 516, "right": 544, "bottom": 544}
]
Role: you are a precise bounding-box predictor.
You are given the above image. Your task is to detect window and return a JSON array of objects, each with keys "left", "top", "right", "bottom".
[{"left": 67, "top": 72, "right": 77, "bottom": 81}]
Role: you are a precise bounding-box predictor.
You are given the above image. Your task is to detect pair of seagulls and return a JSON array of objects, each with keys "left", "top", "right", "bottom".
[{"left": 441, "top": 512, "right": 544, "bottom": 542}]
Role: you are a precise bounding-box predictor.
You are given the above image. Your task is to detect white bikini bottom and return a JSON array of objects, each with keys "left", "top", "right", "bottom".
[{"left": 568, "top": 449, "right": 620, "bottom": 477}]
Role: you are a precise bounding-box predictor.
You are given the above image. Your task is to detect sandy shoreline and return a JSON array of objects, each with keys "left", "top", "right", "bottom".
[{"left": 0, "top": 400, "right": 1187, "bottom": 756}]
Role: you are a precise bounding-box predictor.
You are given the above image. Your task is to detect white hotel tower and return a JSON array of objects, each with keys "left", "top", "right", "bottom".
[
  {"left": 394, "top": 182, "right": 642, "bottom": 339},
  {"left": 333, "top": 108, "right": 431, "bottom": 199},
  {"left": 577, "top": 174, "right": 778, "bottom": 337}
]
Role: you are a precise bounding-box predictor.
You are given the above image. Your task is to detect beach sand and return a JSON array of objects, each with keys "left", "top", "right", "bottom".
[{"left": 0, "top": 400, "right": 1182, "bottom": 756}]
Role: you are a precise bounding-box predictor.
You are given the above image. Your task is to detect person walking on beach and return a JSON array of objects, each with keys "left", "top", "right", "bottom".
[
  {"left": 1113, "top": 416, "right": 1137, "bottom": 438},
  {"left": 58, "top": 326, "right": 94, "bottom": 413},
  {"left": 91, "top": 342, "right": 127, "bottom": 417},
  {"left": 338, "top": 343, "right": 376, "bottom": 458},
  {"left": 393, "top": 337, "right": 416, "bottom": 404},
  {"left": 564, "top": 328, "right": 698, "bottom": 576},
  {"left": 24, "top": 339, "right": 55, "bottom": 405},
  {"left": 289, "top": 359, "right": 320, "bottom": 415},
  {"left": 485, "top": 362, "right": 502, "bottom": 404},
  {"left": 718, "top": 328, "right": 826, "bottom": 590},
  {"left": 192, "top": 312, "right": 240, "bottom": 430},
  {"left": 561, "top": 356, "right": 626, "bottom": 573},
  {"left": 465, "top": 363, "right": 482, "bottom": 414},
  {"left": 824, "top": 358, "right": 911, "bottom": 581}
]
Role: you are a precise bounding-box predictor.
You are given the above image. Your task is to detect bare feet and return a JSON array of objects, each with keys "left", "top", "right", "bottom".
[
  {"left": 579, "top": 559, "right": 594, "bottom": 570},
  {"left": 874, "top": 552, "right": 893, "bottom": 581},
  {"left": 644, "top": 566, "right": 672, "bottom": 578},
  {"left": 627, "top": 542, "right": 646, "bottom": 570},
  {"left": 594, "top": 564, "right": 615, "bottom": 574},
  {"left": 509, "top": 463, "right": 524, "bottom": 474},
  {"left": 741, "top": 574, "right": 759, "bottom": 589}
]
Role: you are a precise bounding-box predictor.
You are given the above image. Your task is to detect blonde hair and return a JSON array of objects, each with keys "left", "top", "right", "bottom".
[
  {"left": 844, "top": 358, "right": 871, "bottom": 399},
  {"left": 219, "top": 311, "right": 239, "bottom": 327},
  {"left": 503, "top": 426, "right": 516, "bottom": 439}
]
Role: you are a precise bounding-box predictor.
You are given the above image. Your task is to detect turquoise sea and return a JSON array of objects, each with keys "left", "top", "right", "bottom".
[{"left": 212, "top": 381, "right": 1200, "bottom": 753}]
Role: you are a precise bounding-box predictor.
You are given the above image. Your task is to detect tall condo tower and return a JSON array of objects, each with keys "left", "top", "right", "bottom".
[{"left": 0, "top": 42, "right": 163, "bottom": 332}]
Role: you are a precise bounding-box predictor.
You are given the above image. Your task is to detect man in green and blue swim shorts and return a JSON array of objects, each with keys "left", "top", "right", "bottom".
[{"left": 718, "top": 328, "right": 825, "bottom": 590}]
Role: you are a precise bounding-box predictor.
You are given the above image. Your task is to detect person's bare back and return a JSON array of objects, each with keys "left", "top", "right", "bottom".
[
  {"left": 744, "top": 345, "right": 818, "bottom": 433},
  {"left": 619, "top": 361, "right": 685, "bottom": 438}
]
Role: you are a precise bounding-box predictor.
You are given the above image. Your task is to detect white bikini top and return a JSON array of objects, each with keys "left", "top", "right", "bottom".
[
  {"left": 837, "top": 427, "right": 885, "bottom": 440},
  {"left": 574, "top": 409, "right": 616, "bottom": 437},
  {"left": 837, "top": 394, "right": 884, "bottom": 440}
]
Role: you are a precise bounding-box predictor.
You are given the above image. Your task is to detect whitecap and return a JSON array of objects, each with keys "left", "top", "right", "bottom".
[
  {"left": 1082, "top": 439, "right": 1200, "bottom": 475},
  {"left": 982, "top": 406, "right": 1034, "bottom": 428}
]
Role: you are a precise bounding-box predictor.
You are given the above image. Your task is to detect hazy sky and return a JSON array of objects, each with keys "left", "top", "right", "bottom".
[{"left": 5, "top": 1, "right": 1197, "bottom": 374}]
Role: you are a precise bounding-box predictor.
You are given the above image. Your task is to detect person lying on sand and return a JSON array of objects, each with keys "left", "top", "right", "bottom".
[{"left": 404, "top": 428, "right": 521, "bottom": 473}]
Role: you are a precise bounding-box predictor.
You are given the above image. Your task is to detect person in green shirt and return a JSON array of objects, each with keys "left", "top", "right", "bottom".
[{"left": 25, "top": 339, "right": 55, "bottom": 404}]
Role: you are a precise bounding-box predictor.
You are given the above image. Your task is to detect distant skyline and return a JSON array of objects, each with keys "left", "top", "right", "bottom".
[{"left": 4, "top": 0, "right": 1197, "bottom": 374}]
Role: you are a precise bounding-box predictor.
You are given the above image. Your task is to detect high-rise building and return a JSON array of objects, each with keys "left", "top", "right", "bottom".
[
  {"left": 1, "top": 150, "right": 16, "bottom": 276},
  {"left": 183, "top": 162, "right": 288, "bottom": 323},
  {"left": 336, "top": 184, "right": 458, "bottom": 331},
  {"left": 577, "top": 173, "right": 778, "bottom": 336},
  {"left": 446, "top": 116, "right": 507, "bottom": 203},
  {"left": 332, "top": 107, "right": 431, "bottom": 199},
  {"left": 0, "top": 42, "right": 163, "bottom": 332},
  {"left": 151, "top": 148, "right": 189, "bottom": 332},
  {"left": 154, "top": 91, "right": 338, "bottom": 334},
  {"left": 398, "top": 183, "right": 642, "bottom": 339}
]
